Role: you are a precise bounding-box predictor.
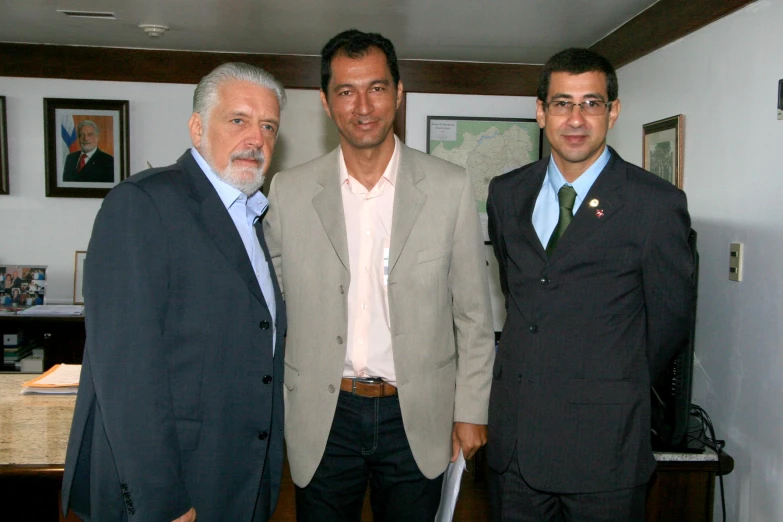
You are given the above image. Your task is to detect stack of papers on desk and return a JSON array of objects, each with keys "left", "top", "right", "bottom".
[
  {"left": 17, "top": 305, "right": 84, "bottom": 316},
  {"left": 21, "top": 363, "right": 81, "bottom": 394}
]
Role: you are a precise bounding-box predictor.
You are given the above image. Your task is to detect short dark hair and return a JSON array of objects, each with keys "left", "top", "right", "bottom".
[
  {"left": 320, "top": 29, "right": 400, "bottom": 94},
  {"left": 537, "top": 48, "right": 618, "bottom": 102}
]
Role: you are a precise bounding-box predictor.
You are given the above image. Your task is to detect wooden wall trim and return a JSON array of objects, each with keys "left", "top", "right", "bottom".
[
  {"left": 0, "top": 43, "right": 541, "bottom": 97},
  {"left": 590, "top": 0, "right": 757, "bottom": 68}
]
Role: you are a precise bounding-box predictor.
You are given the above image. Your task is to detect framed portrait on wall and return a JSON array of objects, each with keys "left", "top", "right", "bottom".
[
  {"left": 643, "top": 114, "right": 684, "bottom": 189},
  {"left": 0, "top": 96, "right": 8, "bottom": 195},
  {"left": 43, "top": 98, "right": 130, "bottom": 198},
  {"left": 426, "top": 116, "right": 542, "bottom": 242}
]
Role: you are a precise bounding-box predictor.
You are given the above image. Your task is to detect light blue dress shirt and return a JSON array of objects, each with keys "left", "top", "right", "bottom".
[
  {"left": 191, "top": 148, "right": 277, "bottom": 353},
  {"left": 532, "top": 146, "right": 612, "bottom": 248}
]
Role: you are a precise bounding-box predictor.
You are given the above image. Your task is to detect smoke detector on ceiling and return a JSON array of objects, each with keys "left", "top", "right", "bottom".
[{"left": 138, "top": 24, "right": 169, "bottom": 38}]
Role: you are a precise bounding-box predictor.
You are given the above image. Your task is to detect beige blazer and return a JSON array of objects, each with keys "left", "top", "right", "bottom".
[{"left": 264, "top": 143, "right": 495, "bottom": 486}]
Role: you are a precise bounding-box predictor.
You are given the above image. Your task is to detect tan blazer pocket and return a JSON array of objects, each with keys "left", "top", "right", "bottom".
[
  {"left": 284, "top": 361, "right": 299, "bottom": 392},
  {"left": 435, "top": 353, "right": 457, "bottom": 369},
  {"left": 417, "top": 245, "right": 452, "bottom": 264}
]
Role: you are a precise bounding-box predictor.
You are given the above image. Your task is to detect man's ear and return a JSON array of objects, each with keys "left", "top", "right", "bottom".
[
  {"left": 395, "top": 80, "right": 404, "bottom": 111},
  {"left": 188, "top": 113, "right": 203, "bottom": 149},
  {"left": 607, "top": 99, "right": 622, "bottom": 130},
  {"left": 320, "top": 90, "right": 333, "bottom": 120}
]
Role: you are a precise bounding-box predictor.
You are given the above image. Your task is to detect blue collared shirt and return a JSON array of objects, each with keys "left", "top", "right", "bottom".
[
  {"left": 532, "top": 146, "right": 611, "bottom": 248},
  {"left": 191, "top": 148, "right": 277, "bottom": 354}
]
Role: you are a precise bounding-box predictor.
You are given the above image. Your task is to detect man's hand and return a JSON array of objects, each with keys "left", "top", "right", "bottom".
[
  {"left": 451, "top": 422, "right": 487, "bottom": 462},
  {"left": 172, "top": 507, "right": 196, "bottom": 522}
]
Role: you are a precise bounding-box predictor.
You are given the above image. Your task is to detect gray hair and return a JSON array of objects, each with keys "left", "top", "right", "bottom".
[
  {"left": 78, "top": 120, "right": 99, "bottom": 134},
  {"left": 192, "top": 62, "right": 287, "bottom": 121}
]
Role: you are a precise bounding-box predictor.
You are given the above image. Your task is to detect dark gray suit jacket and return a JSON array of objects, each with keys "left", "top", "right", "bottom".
[
  {"left": 62, "top": 151, "right": 286, "bottom": 521},
  {"left": 486, "top": 148, "right": 694, "bottom": 494}
]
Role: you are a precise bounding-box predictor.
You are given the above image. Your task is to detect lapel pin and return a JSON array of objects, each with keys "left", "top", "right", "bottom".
[
  {"left": 589, "top": 199, "right": 599, "bottom": 208},
  {"left": 595, "top": 208, "right": 604, "bottom": 218}
]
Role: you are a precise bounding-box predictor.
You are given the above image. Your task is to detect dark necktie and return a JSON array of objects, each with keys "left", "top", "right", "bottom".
[
  {"left": 546, "top": 185, "right": 577, "bottom": 256},
  {"left": 77, "top": 153, "right": 88, "bottom": 172}
]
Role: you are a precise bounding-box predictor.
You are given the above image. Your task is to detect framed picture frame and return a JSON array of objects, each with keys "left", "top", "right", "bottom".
[
  {"left": 0, "top": 265, "right": 47, "bottom": 309},
  {"left": 73, "top": 251, "right": 87, "bottom": 305},
  {"left": 43, "top": 98, "right": 130, "bottom": 198},
  {"left": 0, "top": 96, "right": 8, "bottom": 195},
  {"left": 426, "top": 116, "right": 542, "bottom": 242},
  {"left": 643, "top": 114, "right": 684, "bottom": 189}
]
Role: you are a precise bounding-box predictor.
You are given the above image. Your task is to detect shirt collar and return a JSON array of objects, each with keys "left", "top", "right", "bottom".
[
  {"left": 546, "top": 145, "right": 611, "bottom": 199},
  {"left": 82, "top": 148, "right": 97, "bottom": 160},
  {"left": 190, "top": 148, "right": 268, "bottom": 218},
  {"left": 339, "top": 135, "right": 400, "bottom": 190}
]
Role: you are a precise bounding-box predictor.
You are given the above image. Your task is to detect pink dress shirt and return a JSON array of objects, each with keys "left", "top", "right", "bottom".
[{"left": 340, "top": 137, "right": 401, "bottom": 385}]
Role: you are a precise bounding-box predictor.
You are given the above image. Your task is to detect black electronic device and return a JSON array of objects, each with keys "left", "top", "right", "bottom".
[{"left": 651, "top": 228, "right": 702, "bottom": 452}]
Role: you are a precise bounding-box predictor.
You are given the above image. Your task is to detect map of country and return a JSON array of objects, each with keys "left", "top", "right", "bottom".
[{"left": 429, "top": 120, "right": 540, "bottom": 212}]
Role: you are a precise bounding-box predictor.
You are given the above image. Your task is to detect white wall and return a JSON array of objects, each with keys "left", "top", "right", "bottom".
[
  {"left": 608, "top": 1, "right": 783, "bottom": 519},
  {"left": 0, "top": 78, "right": 335, "bottom": 303}
]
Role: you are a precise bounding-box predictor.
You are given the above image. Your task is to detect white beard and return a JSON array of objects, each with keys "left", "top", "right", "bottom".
[{"left": 201, "top": 138, "right": 266, "bottom": 196}]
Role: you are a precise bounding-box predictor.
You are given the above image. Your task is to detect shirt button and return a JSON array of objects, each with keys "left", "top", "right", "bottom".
[
  {"left": 259, "top": 320, "right": 270, "bottom": 330},
  {"left": 362, "top": 304, "right": 368, "bottom": 309},
  {"left": 328, "top": 384, "right": 335, "bottom": 393},
  {"left": 365, "top": 230, "right": 371, "bottom": 236},
  {"left": 337, "top": 336, "right": 343, "bottom": 344},
  {"left": 263, "top": 375, "right": 272, "bottom": 384},
  {"left": 529, "top": 325, "right": 538, "bottom": 334},
  {"left": 358, "top": 339, "right": 363, "bottom": 345},
  {"left": 258, "top": 431, "right": 268, "bottom": 441}
]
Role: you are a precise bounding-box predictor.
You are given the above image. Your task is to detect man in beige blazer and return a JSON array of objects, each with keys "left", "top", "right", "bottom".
[{"left": 264, "top": 30, "right": 495, "bottom": 521}]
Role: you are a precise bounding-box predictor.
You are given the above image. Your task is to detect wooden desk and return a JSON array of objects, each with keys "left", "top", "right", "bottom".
[{"left": 0, "top": 373, "right": 732, "bottom": 521}]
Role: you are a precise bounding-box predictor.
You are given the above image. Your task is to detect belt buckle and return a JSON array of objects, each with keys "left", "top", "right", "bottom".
[{"left": 353, "top": 376, "right": 382, "bottom": 395}]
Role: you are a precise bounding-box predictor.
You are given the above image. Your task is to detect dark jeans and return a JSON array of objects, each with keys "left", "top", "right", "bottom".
[
  {"left": 489, "top": 451, "right": 646, "bottom": 522},
  {"left": 295, "top": 390, "right": 443, "bottom": 522}
]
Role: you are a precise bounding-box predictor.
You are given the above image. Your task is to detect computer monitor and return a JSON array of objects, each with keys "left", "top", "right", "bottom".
[{"left": 650, "top": 228, "right": 701, "bottom": 452}]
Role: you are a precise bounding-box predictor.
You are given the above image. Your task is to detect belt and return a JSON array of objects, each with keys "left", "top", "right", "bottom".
[{"left": 340, "top": 377, "right": 397, "bottom": 398}]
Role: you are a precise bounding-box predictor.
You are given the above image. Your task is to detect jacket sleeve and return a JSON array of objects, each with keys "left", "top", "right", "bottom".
[
  {"left": 450, "top": 171, "right": 496, "bottom": 424},
  {"left": 84, "top": 182, "right": 192, "bottom": 521},
  {"left": 642, "top": 188, "right": 696, "bottom": 379}
]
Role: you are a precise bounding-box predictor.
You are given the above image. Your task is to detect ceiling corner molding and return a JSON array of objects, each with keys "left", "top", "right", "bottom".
[{"left": 591, "top": 0, "right": 757, "bottom": 68}]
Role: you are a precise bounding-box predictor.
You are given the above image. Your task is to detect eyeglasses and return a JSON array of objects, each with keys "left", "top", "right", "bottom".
[{"left": 544, "top": 100, "right": 612, "bottom": 116}]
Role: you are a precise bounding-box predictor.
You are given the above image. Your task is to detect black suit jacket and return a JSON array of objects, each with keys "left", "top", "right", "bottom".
[
  {"left": 63, "top": 148, "right": 115, "bottom": 182},
  {"left": 62, "top": 151, "right": 287, "bottom": 521},
  {"left": 486, "top": 148, "right": 694, "bottom": 494}
]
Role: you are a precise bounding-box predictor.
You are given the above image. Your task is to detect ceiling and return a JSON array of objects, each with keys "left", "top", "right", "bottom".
[{"left": 2, "top": 0, "right": 661, "bottom": 64}]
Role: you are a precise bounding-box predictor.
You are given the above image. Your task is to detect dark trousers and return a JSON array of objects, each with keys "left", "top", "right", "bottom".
[
  {"left": 295, "top": 390, "right": 443, "bottom": 522},
  {"left": 489, "top": 451, "right": 646, "bottom": 522}
]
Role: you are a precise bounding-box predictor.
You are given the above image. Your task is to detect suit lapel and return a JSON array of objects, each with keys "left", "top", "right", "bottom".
[
  {"left": 547, "top": 150, "right": 626, "bottom": 263},
  {"left": 389, "top": 145, "right": 426, "bottom": 274},
  {"left": 311, "top": 149, "right": 351, "bottom": 272},
  {"left": 513, "top": 161, "right": 548, "bottom": 262},
  {"left": 179, "top": 151, "right": 267, "bottom": 307},
  {"left": 255, "top": 220, "right": 285, "bottom": 330}
]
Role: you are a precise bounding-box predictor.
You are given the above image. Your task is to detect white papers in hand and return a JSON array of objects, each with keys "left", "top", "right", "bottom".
[{"left": 435, "top": 449, "right": 467, "bottom": 522}]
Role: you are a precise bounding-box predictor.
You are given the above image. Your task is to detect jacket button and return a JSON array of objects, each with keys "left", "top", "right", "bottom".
[
  {"left": 529, "top": 325, "right": 538, "bottom": 334},
  {"left": 328, "top": 384, "right": 335, "bottom": 393},
  {"left": 263, "top": 375, "right": 272, "bottom": 384},
  {"left": 336, "top": 336, "right": 343, "bottom": 344},
  {"left": 517, "top": 374, "right": 522, "bottom": 383},
  {"left": 258, "top": 431, "right": 269, "bottom": 440},
  {"left": 540, "top": 276, "right": 549, "bottom": 285},
  {"left": 339, "top": 285, "right": 345, "bottom": 294},
  {"left": 259, "top": 320, "right": 270, "bottom": 330}
]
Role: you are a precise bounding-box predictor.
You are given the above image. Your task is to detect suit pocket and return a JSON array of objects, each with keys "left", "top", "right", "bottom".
[
  {"left": 417, "top": 245, "right": 452, "bottom": 264},
  {"left": 567, "top": 379, "right": 640, "bottom": 404},
  {"left": 435, "top": 353, "right": 457, "bottom": 369},
  {"left": 284, "top": 360, "right": 299, "bottom": 392},
  {"left": 175, "top": 418, "right": 202, "bottom": 451}
]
